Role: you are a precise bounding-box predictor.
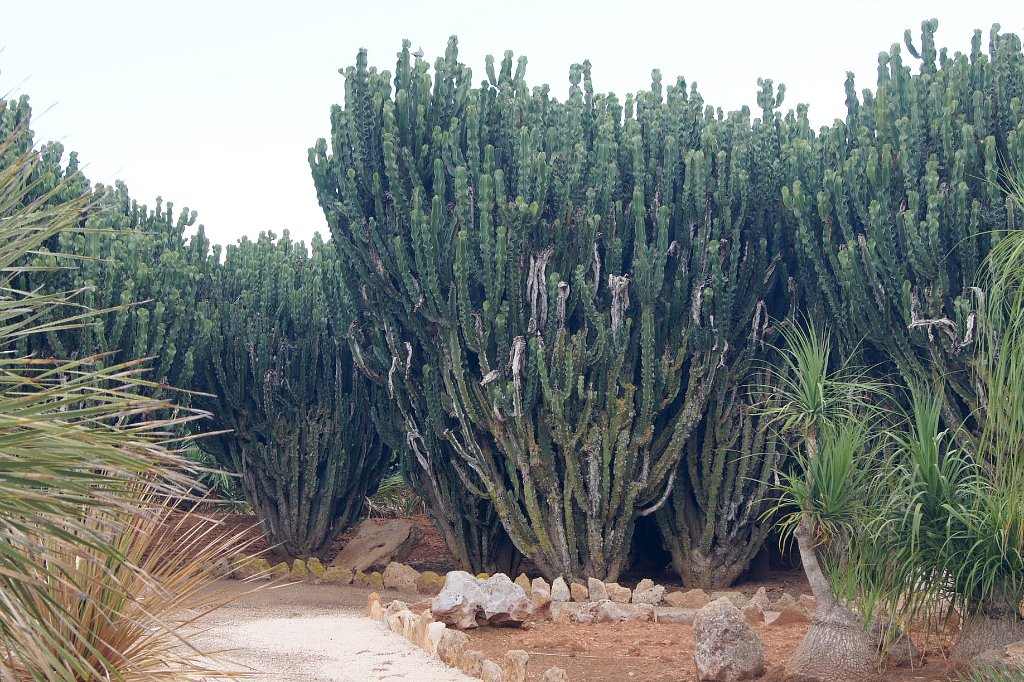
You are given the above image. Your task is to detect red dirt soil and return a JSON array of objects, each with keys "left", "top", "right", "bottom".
[
  {"left": 464, "top": 619, "right": 963, "bottom": 682},
  {"left": 171, "top": 511, "right": 973, "bottom": 681}
]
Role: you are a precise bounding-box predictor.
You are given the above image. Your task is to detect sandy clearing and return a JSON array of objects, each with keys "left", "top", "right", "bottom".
[{"left": 191, "top": 580, "right": 474, "bottom": 682}]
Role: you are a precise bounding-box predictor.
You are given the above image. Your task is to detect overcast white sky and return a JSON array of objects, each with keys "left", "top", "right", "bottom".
[{"left": 1, "top": 0, "right": 1020, "bottom": 246}]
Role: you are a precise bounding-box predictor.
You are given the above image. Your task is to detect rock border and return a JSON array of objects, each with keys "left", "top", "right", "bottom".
[{"left": 367, "top": 592, "right": 569, "bottom": 682}]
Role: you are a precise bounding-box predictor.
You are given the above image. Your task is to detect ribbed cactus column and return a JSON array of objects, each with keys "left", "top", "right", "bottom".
[
  {"left": 5, "top": 96, "right": 214, "bottom": 397},
  {"left": 19, "top": 183, "right": 215, "bottom": 396},
  {"left": 782, "top": 20, "right": 1024, "bottom": 430},
  {"left": 311, "top": 40, "right": 785, "bottom": 581},
  {"left": 194, "top": 232, "right": 391, "bottom": 560}
]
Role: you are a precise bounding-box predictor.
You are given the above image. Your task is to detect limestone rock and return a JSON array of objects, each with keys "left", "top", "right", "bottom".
[
  {"left": 231, "top": 556, "right": 271, "bottom": 579},
  {"left": 424, "top": 621, "right": 446, "bottom": 655},
  {"left": 592, "top": 599, "right": 628, "bottom": 623},
  {"left": 531, "top": 577, "right": 552, "bottom": 613},
  {"left": 633, "top": 578, "right": 654, "bottom": 592},
  {"left": 693, "top": 598, "right": 766, "bottom": 681},
  {"left": 587, "top": 577, "right": 609, "bottom": 602},
  {"left": 368, "top": 571, "right": 384, "bottom": 588},
  {"left": 307, "top": 557, "right": 327, "bottom": 581},
  {"left": 540, "top": 668, "right": 570, "bottom": 682},
  {"left": 531, "top": 591, "right": 552, "bottom": 614},
  {"left": 632, "top": 579, "right": 665, "bottom": 605},
  {"left": 748, "top": 587, "right": 770, "bottom": 611},
  {"left": 437, "top": 628, "right": 469, "bottom": 667},
  {"left": 514, "top": 573, "right": 533, "bottom": 595},
  {"left": 409, "top": 609, "right": 431, "bottom": 648},
  {"left": 665, "top": 588, "right": 709, "bottom": 609},
  {"left": 709, "top": 590, "right": 747, "bottom": 608},
  {"left": 550, "top": 577, "right": 571, "bottom": 602},
  {"left": 550, "top": 602, "right": 589, "bottom": 623},
  {"left": 570, "top": 582, "right": 589, "bottom": 602},
  {"left": 290, "top": 559, "right": 309, "bottom": 580},
  {"left": 798, "top": 593, "right": 817, "bottom": 611},
  {"left": 481, "top": 659, "right": 505, "bottom": 682},
  {"left": 622, "top": 602, "right": 656, "bottom": 622},
  {"left": 385, "top": 599, "right": 409, "bottom": 617},
  {"left": 323, "top": 566, "right": 352, "bottom": 584},
  {"left": 431, "top": 571, "right": 530, "bottom": 629},
  {"left": 416, "top": 570, "right": 447, "bottom": 596},
  {"left": 771, "top": 603, "right": 811, "bottom": 626},
  {"left": 503, "top": 649, "right": 529, "bottom": 682},
  {"left": 476, "top": 573, "right": 491, "bottom": 580},
  {"left": 385, "top": 609, "right": 416, "bottom": 637},
  {"left": 383, "top": 561, "right": 421, "bottom": 592},
  {"left": 460, "top": 649, "right": 486, "bottom": 677},
  {"left": 656, "top": 606, "right": 697, "bottom": 624},
  {"left": 769, "top": 592, "right": 796, "bottom": 611},
  {"left": 366, "top": 592, "right": 384, "bottom": 621},
  {"left": 270, "top": 561, "right": 289, "bottom": 579},
  {"left": 605, "top": 582, "right": 632, "bottom": 603},
  {"left": 741, "top": 600, "right": 765, "bottom": 626},
  {"left": 330, "top": 518, "right": 423, "bottom": 572}
]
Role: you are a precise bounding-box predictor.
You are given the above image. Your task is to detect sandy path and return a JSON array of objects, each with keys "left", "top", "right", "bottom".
[{"left": 192, "top": 580, "right": 474, "bottom": 682}]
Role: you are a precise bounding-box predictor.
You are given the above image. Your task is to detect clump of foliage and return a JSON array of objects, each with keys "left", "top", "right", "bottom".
[
  {"left": 0, "top": 103, "right": 254, "bottom": 681},
  {"left": 366, "top": 471, "right": 427, "bottom": 518}
]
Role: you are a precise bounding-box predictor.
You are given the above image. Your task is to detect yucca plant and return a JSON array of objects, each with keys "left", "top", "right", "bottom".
[
  {"left": 366, "top": 471, "right": 427, "bottom": 518},
  {"left": 0, "top": 112, "right": 254, "bottom": 680}
]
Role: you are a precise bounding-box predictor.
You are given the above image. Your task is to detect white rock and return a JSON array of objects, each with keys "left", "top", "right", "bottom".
[
  {"left": 632, "top": 579, "right": 666, "bottom": 605},
  {"left": 431, "top": 571, "right": 530, "bottom": 629},
  {"left": 550, "top": 577, "right": 570, "bottom": 602},
  {"left": 693, "top": 598, "right": 765, "bottom": 681},
  {"left": 587, "top": 577, "right": 608, "bottom": 601}
]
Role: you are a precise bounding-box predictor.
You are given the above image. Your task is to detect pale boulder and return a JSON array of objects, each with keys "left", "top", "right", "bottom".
[
  {"left": 531, "top": 577, "right": 552, "bottom": 612},
  {"left": 502, "top": 649, "right": 529, "bottom": 682},
  {"left": 632, "top": 578, "right": 666, "bottom": 605},
  {"left": 605, "top": 582, "right": 632, "bottom": 603},
  {"left": 383, "top": 561, "right": 421, "bottom": 592},
  {"left": 592, "top": 599, "right": 629, "bottom": 623},
  {"left": 550, "top": 577, "right": 571, "bottom": 602},
  {"left": 460, "top": 649, "right": 486, "bottom": 677},
  {"left": 569, "top": 581, "right": 589, "bottom": 602},
  {"left": 693, "top": 598, "right": 766, "bottom": 681},
  {"left": 481, "top": 659, "right": 505, "bottom": 682},
  {"left": 665, "top": 588, "right": 709, "bottom": 609},
  {"left": 437, "top": 628, "right": 469, "bottom": 667},
  {"left": 330, "top": 518, "right": 423, "bottom": 572},
  {"left": 431, "top": 571, "right": 530, "bottom": 629},
  {"left": 540, "top": 668, "right": 570, "bottom": 682}
]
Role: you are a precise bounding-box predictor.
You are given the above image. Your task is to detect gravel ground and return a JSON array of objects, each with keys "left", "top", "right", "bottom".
[{"left": 191, "top": 580, "right": 473, "bottom": 682}]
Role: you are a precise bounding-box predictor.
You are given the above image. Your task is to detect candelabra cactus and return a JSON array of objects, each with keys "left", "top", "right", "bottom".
[
  {"left": 311, "top": 39, "right": 787, "bottom": 580},
  {"left": 781, "top": 20, "right": 1024, "bottom": 429},
  {"left": 5, "top": 97, "right": 214, "bottom": 405},
  {"left": 193, "top": 232, "right": 391, "bottom": 560}
]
